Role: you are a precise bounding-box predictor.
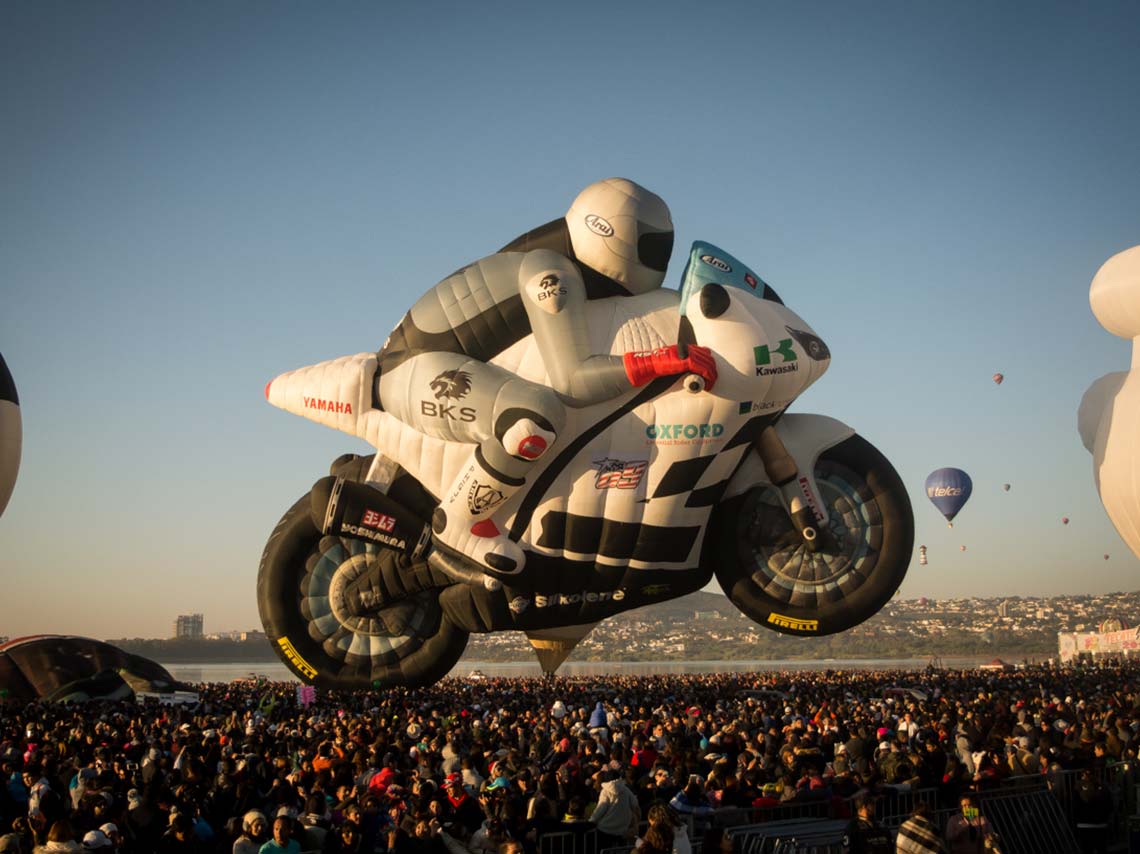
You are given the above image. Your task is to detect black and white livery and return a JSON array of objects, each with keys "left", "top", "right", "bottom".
[{"left": 259, "top": 197, "right": 914, "bottom": 689}]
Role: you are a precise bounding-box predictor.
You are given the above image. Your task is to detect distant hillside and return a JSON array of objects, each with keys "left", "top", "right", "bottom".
[{"left": 111, "top": 588, "right": 1140, "bottom": 665}]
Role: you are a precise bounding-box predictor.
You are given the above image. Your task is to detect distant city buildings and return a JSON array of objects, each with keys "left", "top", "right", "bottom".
[{"left": 173, "top": 614, "right": 203, "bottom": 640}]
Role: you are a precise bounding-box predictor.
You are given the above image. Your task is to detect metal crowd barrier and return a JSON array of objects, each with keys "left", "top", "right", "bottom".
[
  {"left": 725, "top": 819, "right": 848, "bottom": 854},
  {"left": 540, "top": 829, "right": 598, "bottom": 854}
]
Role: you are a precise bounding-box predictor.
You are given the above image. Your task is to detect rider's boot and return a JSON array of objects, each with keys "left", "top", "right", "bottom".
[{"left": 430, "top": 419, "right": 556, "bottom": 575}]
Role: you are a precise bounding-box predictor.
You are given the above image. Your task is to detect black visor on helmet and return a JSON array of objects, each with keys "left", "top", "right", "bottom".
[{"left": 637, "top": 228, "right": 674, "bottom": 272}]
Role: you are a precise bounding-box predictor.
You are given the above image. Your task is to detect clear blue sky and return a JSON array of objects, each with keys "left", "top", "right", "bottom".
[{"left": 3, "top": 1, "right": 1140, "bottom": 639}]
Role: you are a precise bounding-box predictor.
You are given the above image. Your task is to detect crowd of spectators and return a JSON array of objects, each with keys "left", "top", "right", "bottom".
[{"left": 0, "top": 660, "right": 1136, "bottom": 853}]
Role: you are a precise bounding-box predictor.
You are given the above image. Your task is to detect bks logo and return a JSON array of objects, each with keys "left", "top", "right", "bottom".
[
  {"left": 361, "top": 509, "right": 396, "bottom": 532},
  {"left": 785, "top": 326, "right": 829, "bottom": 361},
  {"left": 537, "top": 274, "right": 566, "bottom": 300},
  {"left": 467, "top": 481, "right": 506, "bottom": 514},
  {"left": 422, "top": 369, "right": 476, "bottom": 422},
  {"left": 754, "top": 338, "right": 800, "bottom": 377},
  {"left": 430, "top": 369, "right": 472, "bottom": 400},
  {"left": 700, "top": 254, "right": 732, "bottom": 273},
  {"left": 592, "top": 458, "right": 648, "bottom": 490},
  {"left": 584, "top": 214, "right": 614, "bottom": 237}
]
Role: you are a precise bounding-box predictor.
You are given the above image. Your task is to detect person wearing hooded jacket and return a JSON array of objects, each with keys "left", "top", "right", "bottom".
[
  {"left": 588, "top": 703, "right": 607, "bottom": 732},
  {"left": 589, "top": 769, "right": 639, "bottom": 848}
]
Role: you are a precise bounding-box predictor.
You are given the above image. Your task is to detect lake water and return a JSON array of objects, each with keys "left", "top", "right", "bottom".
[{"left": 162, "top": 657, "right": 1003, "bottom": 684}]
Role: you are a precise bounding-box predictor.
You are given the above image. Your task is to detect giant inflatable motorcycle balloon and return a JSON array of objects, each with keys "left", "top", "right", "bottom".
[
  {"left": 259, "top": 222, "right": 914, "bottom": 689},
  {"left": 1079, "top": 244, "right": 1140, "bottom": 561}
]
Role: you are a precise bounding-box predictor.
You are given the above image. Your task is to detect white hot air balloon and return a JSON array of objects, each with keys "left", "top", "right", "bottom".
[{"left": 1079, "top": 245, "right": 1140, "bottom": 560}]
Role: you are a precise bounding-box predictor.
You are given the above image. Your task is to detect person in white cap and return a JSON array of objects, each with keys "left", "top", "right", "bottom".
[
  {"left": 80, "top": 829, "right": 111, "bottom": 850},
  {"left": 233, "top": 810, "right": 268, "bottom": 854},
  {"left": 97, "top": 824, "right": 120, "bottom": 852}
]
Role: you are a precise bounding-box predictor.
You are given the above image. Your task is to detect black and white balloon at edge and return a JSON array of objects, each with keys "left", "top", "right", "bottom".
[{"left": 0, "top": 353, "right": 19, "bottom": 518}]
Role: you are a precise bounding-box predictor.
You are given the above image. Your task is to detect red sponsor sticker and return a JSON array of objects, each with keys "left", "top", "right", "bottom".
[{"left": 361, "top": 509, "right": 396, "bottom": 532}]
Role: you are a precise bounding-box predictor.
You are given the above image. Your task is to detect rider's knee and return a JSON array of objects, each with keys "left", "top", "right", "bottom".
[{"left": 495, "top": 408, "right": 560, "bottom": 461}]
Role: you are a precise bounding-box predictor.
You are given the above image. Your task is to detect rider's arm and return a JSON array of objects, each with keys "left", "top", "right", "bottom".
[
  {"left": 519, "top": 250, "right": 716, "bottom": 404},
  {"left": 518, "top": 249, "right": 631, "bottom": 405}
]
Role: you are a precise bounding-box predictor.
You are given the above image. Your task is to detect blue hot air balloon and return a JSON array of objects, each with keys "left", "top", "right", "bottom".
[{"left": 925, "top": 468, "right": 973, "bottom": 527}]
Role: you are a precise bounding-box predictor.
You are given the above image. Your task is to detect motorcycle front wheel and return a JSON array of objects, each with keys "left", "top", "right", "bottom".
[
  {"left": 711, "top": 433, "right": 914, "bottom": 637},
  {"left": 257, "top": 493, "right": 468, "bottom": 690}
]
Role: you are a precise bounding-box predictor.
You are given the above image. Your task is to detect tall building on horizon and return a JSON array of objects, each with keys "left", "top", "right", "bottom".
[{"left": 173, "top": 614, "right": 203, "bottom": 640}]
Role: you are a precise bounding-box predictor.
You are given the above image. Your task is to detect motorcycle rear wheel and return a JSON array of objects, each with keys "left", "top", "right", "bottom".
[
  {"left": 257, "top": 492, "right": 468, "bottom": 689},
  {"left": 712, "top": 433, "right": 914, "bottom": 637}
]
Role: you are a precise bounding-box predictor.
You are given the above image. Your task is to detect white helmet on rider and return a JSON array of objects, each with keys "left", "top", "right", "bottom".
[{"left": 565, "top": 178, "right": 674, "bottom": 295}]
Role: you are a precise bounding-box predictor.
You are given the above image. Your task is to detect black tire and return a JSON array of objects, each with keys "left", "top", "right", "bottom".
[
  {"left": 712, "top": 433, "right": 914, "bottom": 637},
  {"left": 256, "top": 493, "right": 468, "bottom": 690}
]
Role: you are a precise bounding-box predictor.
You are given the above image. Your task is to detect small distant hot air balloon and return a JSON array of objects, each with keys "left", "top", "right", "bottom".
[
  {"left": 919, "top": 545, "right": 928, "bottom": 566},
  {"left": 1104, "top": 554, "right": 1110, "bottom": 560},
  {"left": 1002, "top": 483, "right": 1011, "bottom": 492},
  {"left": 993, "top": 373, "right": 1004, "bottom": 385},
  {"left": 960, "top": 545, "right": 967, "bottom": 552},
  {"left": 925, "top": 468, "right": 973, "bottom": 527},
  {"left": 1062, "top": 517, "right": 1070, "bottom": 525}
]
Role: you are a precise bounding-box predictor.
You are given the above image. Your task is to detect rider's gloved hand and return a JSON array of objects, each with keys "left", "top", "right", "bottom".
[{"left": 623, "top": 345, "right": 717, "bottom": 391}]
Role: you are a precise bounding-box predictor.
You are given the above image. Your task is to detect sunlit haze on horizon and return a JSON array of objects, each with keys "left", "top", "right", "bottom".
[{"left": 3, "top": 1, "right": 1140, "bottom": 639}]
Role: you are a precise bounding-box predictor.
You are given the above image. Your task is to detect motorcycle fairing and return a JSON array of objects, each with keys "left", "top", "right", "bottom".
[{"left": 722, "top": 413, "right": 856, "bottom": 506}]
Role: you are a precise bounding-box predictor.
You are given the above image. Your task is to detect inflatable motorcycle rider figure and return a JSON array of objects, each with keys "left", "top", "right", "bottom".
[{"left": 373, "top": 178, "right": 717, "bottom": 576}]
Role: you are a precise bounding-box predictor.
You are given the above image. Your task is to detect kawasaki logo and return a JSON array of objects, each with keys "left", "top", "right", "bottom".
[
  {"left": 756, "top": 363, "right": 799, "bottom": 377},
  {"left": 755, "top": 339, "right": 797, "bottom": 366}
]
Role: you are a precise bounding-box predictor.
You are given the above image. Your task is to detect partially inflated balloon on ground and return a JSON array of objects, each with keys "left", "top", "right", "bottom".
[
  {"left": 1080, "top": 245, "right": 1140, "bottom": 560},
  {"left": 0, "top": 353, "right": 19, "bottom": 518}
]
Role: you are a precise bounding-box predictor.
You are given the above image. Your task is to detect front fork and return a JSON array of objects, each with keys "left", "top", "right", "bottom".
[{"left": 752, "top": 425, "right": 831, "bottom": 552}]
